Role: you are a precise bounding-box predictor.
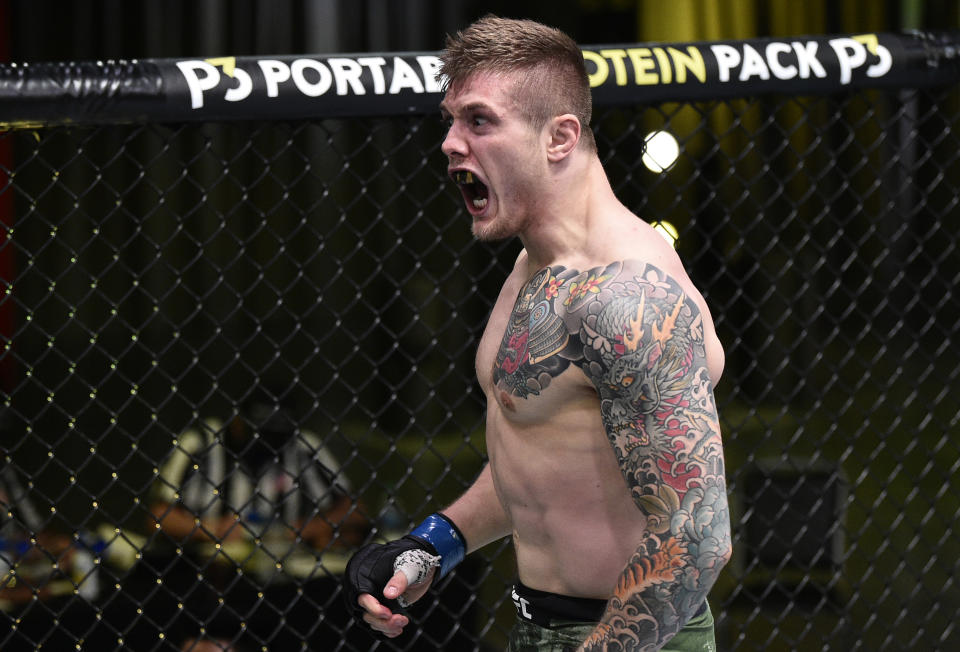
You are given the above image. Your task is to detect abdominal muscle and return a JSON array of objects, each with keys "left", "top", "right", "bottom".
[{"left": 485, "top": 380, "right": 649, "bottom": 599}]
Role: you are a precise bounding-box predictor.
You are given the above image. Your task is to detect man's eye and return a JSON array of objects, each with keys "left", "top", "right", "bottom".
[{"left": 472, "top": 116, "right": 488, "bottom": 127}]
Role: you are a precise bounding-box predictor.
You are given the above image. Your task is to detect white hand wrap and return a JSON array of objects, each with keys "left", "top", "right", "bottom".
[{"left": 393, "top": 549, "right": 441, "bottom": 605}]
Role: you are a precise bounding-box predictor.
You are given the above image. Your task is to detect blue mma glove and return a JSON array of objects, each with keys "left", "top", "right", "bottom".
[{"left": 343, "top": 513, "right": 465, "bottom": 619}]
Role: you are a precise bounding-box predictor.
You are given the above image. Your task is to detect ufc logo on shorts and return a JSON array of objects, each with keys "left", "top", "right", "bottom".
[{"left": 511, "top": 588, "right": 532, "bottom": 621}]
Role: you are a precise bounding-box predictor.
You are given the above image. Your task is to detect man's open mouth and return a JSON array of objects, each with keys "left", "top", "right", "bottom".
[{"left": 453, "top": 170, "right": 489, "bottom": 211}]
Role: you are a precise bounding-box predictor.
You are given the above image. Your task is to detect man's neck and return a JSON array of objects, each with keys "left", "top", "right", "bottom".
[{"left": 519, "top": 156, "right": 621, "bottom": 272}]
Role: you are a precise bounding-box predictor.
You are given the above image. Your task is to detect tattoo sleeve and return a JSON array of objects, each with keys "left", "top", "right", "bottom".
[{"left": 571, "top": 261, "right": 731, "bottom": 651}]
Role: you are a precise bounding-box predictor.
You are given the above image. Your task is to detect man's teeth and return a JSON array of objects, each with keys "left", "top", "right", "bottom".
[{"left": 473, "top": 197, "right": 488, "bottom": 209}]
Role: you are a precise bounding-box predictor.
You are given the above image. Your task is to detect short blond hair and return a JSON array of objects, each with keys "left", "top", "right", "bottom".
[{"left": 439, "top": 15, "right": 595, "bottom": 151}]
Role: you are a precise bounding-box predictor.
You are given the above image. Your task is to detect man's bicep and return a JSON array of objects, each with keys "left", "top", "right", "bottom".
[{"left": 577, "top": 266, "right": 725, "bottom": 507}]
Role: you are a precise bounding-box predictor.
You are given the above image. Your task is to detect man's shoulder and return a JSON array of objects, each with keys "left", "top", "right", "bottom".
[
  {"left": 545, "top": 258, "right": 688, "bottom": 313},
  {"left": 547, "top": 259, "right": 709, "bottom": 359}
]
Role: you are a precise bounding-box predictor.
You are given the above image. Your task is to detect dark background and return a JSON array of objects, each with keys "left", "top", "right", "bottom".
[
  {"left": 3, "top": 0, "right": 959, "bottom": 63},
  {"left": 1, "top": 1, "right": 959, "bottom": 651}
]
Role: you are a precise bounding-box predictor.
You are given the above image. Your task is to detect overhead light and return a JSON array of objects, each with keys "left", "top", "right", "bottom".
[
  {"left": 642, "top": 130, "right": 679, "bottom": 173},
  {"left": 650, "top": 220, "right": 679, "bottom": 248}
]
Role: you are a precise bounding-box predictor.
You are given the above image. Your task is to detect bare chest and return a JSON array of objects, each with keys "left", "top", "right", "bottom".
[{"left": 476, "top": 267, "right": 592, "bottom": 419}]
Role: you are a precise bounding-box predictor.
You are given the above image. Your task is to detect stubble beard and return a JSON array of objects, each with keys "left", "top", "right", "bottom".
[
  {"left": 471, "top": 185, "right": 540, "bottom": 243},
  {"left": 472, "top": 220, "right": 510, "bottom": 242},
  {"left": 471, "top": 211, "right": 524, "bottom": 242}
]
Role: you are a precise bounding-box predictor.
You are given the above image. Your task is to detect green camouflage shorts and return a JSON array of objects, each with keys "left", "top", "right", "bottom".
[{"left": 505, "top": 602, "right": 716, "bottom": 652}]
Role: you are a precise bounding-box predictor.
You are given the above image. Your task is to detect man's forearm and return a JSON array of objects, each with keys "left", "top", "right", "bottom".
[
  {"left": 578, "top": 480, "right": 732, "bottom": 651},
  {"left": 440, "top": 463, "right": 511, "bottom": 554}
]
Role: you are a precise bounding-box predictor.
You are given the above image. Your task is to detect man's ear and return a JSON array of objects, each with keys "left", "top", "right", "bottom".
[{"left": 546, "top": 114, "right": 581, "bottom": 162}]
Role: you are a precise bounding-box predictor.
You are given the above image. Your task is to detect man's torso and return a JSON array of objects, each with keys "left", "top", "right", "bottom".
[{"left": 476, "top": 246, "right": 723, "bottom": 599}]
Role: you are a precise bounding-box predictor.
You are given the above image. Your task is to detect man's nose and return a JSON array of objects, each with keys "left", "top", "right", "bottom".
[{"left": 441, "top": 123, "right": 467, "bottom": 159}]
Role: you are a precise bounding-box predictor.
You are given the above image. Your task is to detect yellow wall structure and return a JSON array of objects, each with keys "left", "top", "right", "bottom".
[{"left": 633, "top": 0, "right": 897, "bottom": 41}]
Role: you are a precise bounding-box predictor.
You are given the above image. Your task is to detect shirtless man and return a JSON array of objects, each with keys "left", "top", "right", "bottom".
[{"left": 344, "top": 16, "right": 732, "bottom": 651}]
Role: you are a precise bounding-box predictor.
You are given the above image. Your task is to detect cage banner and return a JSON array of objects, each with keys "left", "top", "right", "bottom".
[{"left": 0, "top": 31, "right": 958, "bottom": 127}]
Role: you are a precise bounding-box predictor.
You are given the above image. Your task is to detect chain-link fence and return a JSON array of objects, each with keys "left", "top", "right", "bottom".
[{"left": 1, "top": 33, "right": 959, "bottom": 651}]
